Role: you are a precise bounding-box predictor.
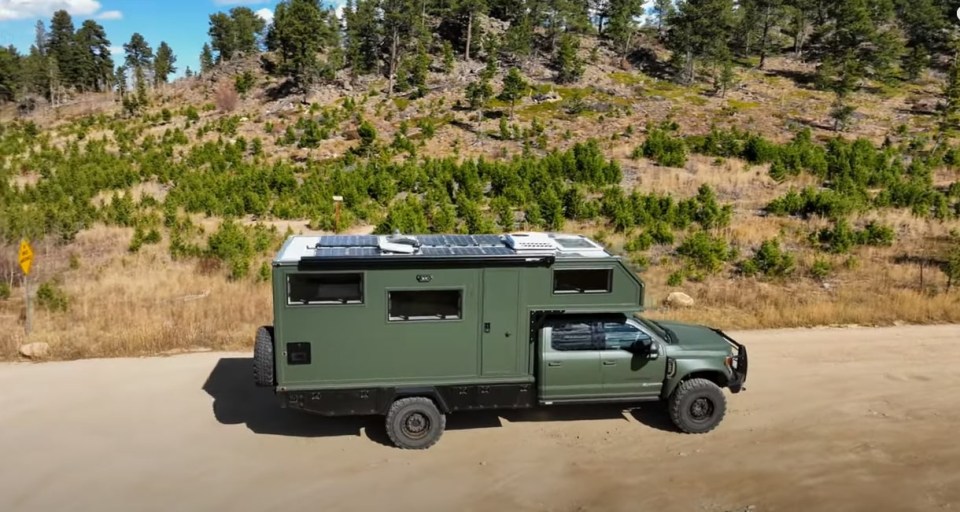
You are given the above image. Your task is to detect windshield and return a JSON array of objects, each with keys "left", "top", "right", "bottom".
[{"left": 634, "top": 315, "right": 673, "bottom": 343}]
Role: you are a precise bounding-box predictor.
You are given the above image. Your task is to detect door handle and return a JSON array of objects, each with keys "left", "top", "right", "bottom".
[
  {"left": 602, "top": 361, "right": 616, "bottom": 366},
  {"left": 548, "top": 362, "right": 562, "bottom": 367}
]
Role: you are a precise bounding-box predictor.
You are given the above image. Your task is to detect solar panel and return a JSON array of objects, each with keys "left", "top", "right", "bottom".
[
  {"left": 316, "top": 235, "right": 379, "bottom": 248},
  {"left": 472, "top": 234, "right": 504, "bottom": 246},
  {"left": 316, "top": 247, "right": 380, "bottom": 257},
  {"left": 417, "top": 234, "right": 504, "bottom": 247}
]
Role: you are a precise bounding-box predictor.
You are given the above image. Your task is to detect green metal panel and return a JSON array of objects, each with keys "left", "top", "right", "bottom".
[
  {"left": 598, "top": 319, "right": 667, "bottom": 397},
  {"left": 521, "top": 260, "right": 644, "bottom": 312},
  {"left": 538, "top": 322, "right": 603, "bottom": 401},
  {"left": 275, "top": 266, "right": 485, "bottom": 388},
  {"left": 480, "top": 268, "right": 522, "bottom": 376}
]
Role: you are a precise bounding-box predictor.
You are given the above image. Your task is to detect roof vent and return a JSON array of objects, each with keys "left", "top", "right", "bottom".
[
  {"left": 378, "top": 232, "right": 421, "bottom": 254},
  {"left": 504, "top": 232, "right": 558, "bottom": 252}
]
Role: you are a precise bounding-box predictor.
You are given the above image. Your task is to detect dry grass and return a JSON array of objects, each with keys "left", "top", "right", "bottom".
[{"left": 0, "top": 227, "right": 272, "bottom": 360}]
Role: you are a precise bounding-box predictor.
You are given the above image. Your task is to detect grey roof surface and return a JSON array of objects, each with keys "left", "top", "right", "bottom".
[{"left": 274, "top": 232, "right": 612, "bottom": 264}]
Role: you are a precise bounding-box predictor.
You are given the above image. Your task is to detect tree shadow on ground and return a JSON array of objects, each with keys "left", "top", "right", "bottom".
[{"left": 203, "top": 358, "right": 679, "bottom": 447}]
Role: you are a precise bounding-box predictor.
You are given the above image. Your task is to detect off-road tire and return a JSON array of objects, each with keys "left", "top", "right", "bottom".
[
  {"left": 385, "top": 397, "right": 446, "bottom": 450},
  {"left": 253, "top": 326, "right": 275, "bottom": 387},
  {"left": 668, "top": 378, "right": 727, "bottom": 434}
]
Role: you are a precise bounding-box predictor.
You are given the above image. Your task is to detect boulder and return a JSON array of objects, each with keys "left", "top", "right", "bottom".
[
  {"left": 665, "top": 292, "right": 695, "bottom": 308},
  {"left": 19, "top": 342, "right": 51, "bottom": 359}
]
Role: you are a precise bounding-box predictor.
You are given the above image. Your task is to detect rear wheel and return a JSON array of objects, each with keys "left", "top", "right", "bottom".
[
  {"left": 385, "top": 397, "right": 446, "bottom": 449},
  {"left": 253, "top": 326, "right": 275, "bottom": 387},
  {"left": 668, "top": 378, "right": 726, "bottom": 434}
]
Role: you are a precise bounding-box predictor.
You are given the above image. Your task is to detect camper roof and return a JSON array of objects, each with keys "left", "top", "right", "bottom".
[{"left": 274, "top": 232, "right": 612, "bottom": 265}]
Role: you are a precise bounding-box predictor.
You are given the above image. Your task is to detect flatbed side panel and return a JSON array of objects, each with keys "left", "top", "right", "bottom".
[{"left": 280, "top": 382, "right": 536, "bottom": 416}]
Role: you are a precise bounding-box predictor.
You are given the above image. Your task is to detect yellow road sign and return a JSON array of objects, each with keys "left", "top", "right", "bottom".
[{"left": 18, "top": 239, "right": 33, "bottom": 275}]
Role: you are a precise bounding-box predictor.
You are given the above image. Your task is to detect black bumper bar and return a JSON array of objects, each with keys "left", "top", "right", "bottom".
[{"left": 711, "top": 329, "right": 748, "bottom": 393}]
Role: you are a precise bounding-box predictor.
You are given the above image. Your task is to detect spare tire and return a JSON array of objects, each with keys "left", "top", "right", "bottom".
[{"left": 253, "top": 326, "right": 275, "bottom": 387}]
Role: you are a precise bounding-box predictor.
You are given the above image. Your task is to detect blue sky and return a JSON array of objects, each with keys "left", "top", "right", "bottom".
[{"left": 0, "top": 0, "right": 344, "bottom": 79}]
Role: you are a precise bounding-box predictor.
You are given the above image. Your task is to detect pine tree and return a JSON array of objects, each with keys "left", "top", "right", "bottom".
[
  {"left": 666, "top": 0, "right": 736, "bottom": 84},
  {"left": 591, "top": 0, "right": 612, "bottom": 34},
  {"left": 0, "top": 46, "right": 19, "bottom": 102},
  {"left": 457, "top": 0, "right": 488, "bottom": 61},
  {"left": 154, "top": 42, "right": 177, "bottom": 86},
  {"left": 47, "top": 10, "right": 82, "bottom": 89},
  {"left": 784, "top": 0, "right": 815, "bottom": 57},
  {"left": 200, "top": 43, "right": 214, "bottom": 75},
  {"left": 267, "top": 0, "right": 337, "bottom": 95},
  {"left": 75, "top": 20, "right": 113, "bottom": 92},
  {"left": 896, "top": 0, "right": 947, "bottom": 80},
  {"left": 381, "top": 0, "right": 417, "bottom": 97},
  {"left": 208, "top": 13, "right": 234, "bottom": 63},
  {"left": 499, "top": 67, "right": 528, "bottom": 118},
  {"left": 607, "top": 0, "right": 644, "bottom": 58},
  {"left": 229, "top": 7, "right": 267, "bottom": 57},
  {"left": 652, "top": 0, "right": 675, "bottom": 39},
  {"left": 938, "top": 41, "right": 960, "bottom": 139},
  {"left": 344, "top": 0, "right": 380, "bottom": 75},
  {"left": 751, "top": 0, "right": 783, "bottom": 69},
  {"left": 503, "top": 9, "right": 534, "bottom": 63},
  {"left": 554, "top": 32, "right": 584, "bottom": 84},
  {"left": 123, "top": 33, "right": 153, "bottom": 94}
]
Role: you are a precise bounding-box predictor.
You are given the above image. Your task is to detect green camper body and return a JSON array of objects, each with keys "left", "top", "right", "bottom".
[{"left": 254, "top": 232, "right": 748, "bottom": 449}]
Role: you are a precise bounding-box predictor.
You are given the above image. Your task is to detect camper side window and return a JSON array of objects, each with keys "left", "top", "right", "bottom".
[
  {"left": 553, "top": 269, "right": 612, "bottom": 294},
  {"left": 288, "top": 273, "right": 363, "bottom": 305},
  {"left": 388, "top": 290, "right": 462, "bottom": 321}
]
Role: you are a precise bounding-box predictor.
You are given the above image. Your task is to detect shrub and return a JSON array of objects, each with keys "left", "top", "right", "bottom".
[
  {"left": 810, "top": 258, "right": 832, "bottom": 280},
  {"left": 37, "top": 281, "right": 69, "bottom": 312},
  {"left": 676, "top": 231, "right": 734, "bottom": 274},
  {"left": 215, "top": 82, "right": 239, "bottom": 113},
  {"left": 0, "top": 282, "right": 10, "bottom": 300},
  {"left": 235, "top": 71, "right": 256, "bottom": 97},
  {"left": 639, "top": 124, "right": 687, "bottom": 167},
  {"left": 739, "top": 238, "right": 796, "bottom": 278}
]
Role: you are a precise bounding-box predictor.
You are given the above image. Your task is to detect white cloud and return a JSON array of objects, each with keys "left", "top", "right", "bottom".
[
  {"left": 0, "top": 1, "right": 122, "bottom": 22},
  {"left": 95, "top": 9, "right": 122, "bottom": 20},
  {"left": 212, "top": 0, "right": 267, "bottom": 5},
  {"left": 0, "top": 0, "right": 101, "bottom": 21},
  {"left": 108, "top": 45, "right": 122, "bottom": 55},
  {"left": 255, "top": 7, "right": 273, "bottom": 24}
]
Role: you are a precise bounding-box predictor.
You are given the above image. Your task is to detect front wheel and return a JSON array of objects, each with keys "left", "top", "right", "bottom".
[
  {"left": 385, "top": 397, "right": 446, "bottom": 449},
  {"left": 668, "top": 378, "right": 727, "bottom": 434}
]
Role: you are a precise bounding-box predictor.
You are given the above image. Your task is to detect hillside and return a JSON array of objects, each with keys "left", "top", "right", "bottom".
[{"left": 2, "top": 3, "right": 960, "bottom": 360}]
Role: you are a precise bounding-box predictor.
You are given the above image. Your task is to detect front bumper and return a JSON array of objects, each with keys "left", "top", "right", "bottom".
[{"left": 712, "top": 329, "right": 748, "bottom": 393}]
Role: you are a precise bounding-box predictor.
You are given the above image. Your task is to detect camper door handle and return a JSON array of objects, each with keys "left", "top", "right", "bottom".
[
  {"left": 548, "top": 362, "right": 562, "bottom": 367},
  {"left": 484, "top": 322, "right": 490, "bottom": 333}
]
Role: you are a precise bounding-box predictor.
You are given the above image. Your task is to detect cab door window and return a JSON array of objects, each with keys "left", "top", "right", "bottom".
[
  {"left": 601, "top": 321, "right": 651, "bottom": 350},
  {"left": 550, "top": 320, "right": 597, "bottom": 351}
]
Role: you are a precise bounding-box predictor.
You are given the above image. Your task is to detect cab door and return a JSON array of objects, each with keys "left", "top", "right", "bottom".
[
  {"left": 539, "top": 317, "right": 602, "bottom": 401},
  {"left": 599, "top": 319, "right": 667, "bottom": 398}
]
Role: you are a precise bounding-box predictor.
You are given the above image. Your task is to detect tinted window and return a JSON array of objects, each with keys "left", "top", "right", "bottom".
[
  {"left": 601, "top": 321, "right": 650, "bottom": 350},
  {"left": 550, "top": 320, "right": 596, "bottom": 351},
  {"left": 388, "top": 290, "right": 462, "bottom": 321},
  {"left": 553, "top": 269, "right": 612, "bottom": 293},
  {"left": 288, "top": 273, "right": 363, "bottom": 304}
]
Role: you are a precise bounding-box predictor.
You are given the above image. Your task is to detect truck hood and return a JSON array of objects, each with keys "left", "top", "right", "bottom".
[{"left": 652, "top": 320, "right": 731, "bottom": 351}]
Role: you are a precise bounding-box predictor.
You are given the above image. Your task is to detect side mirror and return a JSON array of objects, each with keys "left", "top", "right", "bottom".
[{"left": 626, "top": 339, "right": 658, "bottom": 358}]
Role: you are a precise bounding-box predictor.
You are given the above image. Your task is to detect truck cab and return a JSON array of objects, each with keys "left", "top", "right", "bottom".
[{"left": 538, "top": 312, "right": 746, "bottom": 433}]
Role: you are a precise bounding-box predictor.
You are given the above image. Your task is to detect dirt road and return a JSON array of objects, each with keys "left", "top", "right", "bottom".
[{"left": 2, "top": 324, "right": 959, "bottom": 512}]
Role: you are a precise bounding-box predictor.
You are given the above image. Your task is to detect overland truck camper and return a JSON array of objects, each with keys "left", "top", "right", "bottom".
[{"left": 252, "top": 231, "right": 748, "bottom": 449}]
